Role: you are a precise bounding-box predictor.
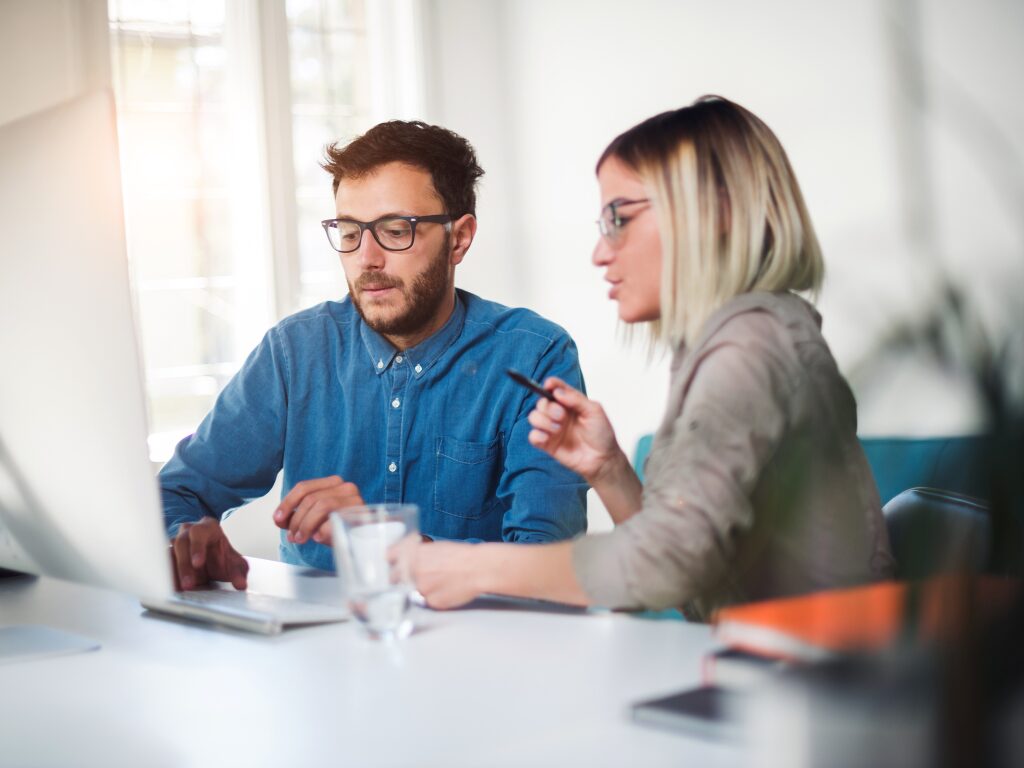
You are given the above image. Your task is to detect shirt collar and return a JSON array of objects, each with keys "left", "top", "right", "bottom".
[{"left": 358, "top": 291, "right": 467, "bottom": 378}]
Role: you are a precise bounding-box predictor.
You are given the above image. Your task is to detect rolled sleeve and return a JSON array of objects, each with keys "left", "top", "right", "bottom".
[{"left": 572, "top": 530, "right": 633, "bottom": 607}]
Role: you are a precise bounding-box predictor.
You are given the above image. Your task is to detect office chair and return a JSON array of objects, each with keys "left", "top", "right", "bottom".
[
  {"left": 858, "top": 435, "right": 990, "bottom": 506},
  {"left": 634, "top": 434, "right": 655, "bottom": 483},
  {"left": 883, "top": 487, "right": 992, "bottom": 580}
]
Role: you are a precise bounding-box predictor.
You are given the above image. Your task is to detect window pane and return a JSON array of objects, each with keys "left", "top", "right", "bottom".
[
  {"left": 117, "top": 110, "right": 231, "bottom": 193},
  {"left": 110, "top": 0, "right": 233, "bottom": 461},
  {"left": 126, "top": 197, "right": 232, "bottom": 280},
  {"left": 287, "top": 0, "right": 370, "bottom": 309},
  {"left": 296, "top": 197, "right": 340, "bottom": 276},
  {"left": 111, "top": 0, "right": 380, "bottom": 460},
  {"left": 136, "top": 286, "right": 237, "bottom": 372}
]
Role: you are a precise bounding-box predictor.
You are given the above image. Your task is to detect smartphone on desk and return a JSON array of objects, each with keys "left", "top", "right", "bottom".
[
  {"left": 631, "top": 685, "right": 742, "bottom": 741},
  {"left": 505, "top": 369, "right": 556, "bottom": 402}
]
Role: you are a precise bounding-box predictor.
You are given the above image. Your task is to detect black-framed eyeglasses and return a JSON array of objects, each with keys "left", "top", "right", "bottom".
[
  {"left": 321, "top": 214, "right": 452, "bottom": 253},
  {"left": 596, "top": 198, "right": 650, "bottom": 241}
]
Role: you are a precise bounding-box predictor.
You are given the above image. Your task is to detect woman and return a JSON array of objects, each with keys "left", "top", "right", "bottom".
[{"left": 412, "top": 96, "right": 894, "bottom": 620}]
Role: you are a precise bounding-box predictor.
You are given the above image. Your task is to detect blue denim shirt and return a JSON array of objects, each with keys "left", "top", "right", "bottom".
[{"left": 159, "top": 290, "right": 588, "bottom": 569}]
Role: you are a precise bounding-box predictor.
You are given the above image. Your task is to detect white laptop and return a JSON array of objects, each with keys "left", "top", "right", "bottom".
[{"left": 142, "top": 558, "right": 349, "bottom": 635}]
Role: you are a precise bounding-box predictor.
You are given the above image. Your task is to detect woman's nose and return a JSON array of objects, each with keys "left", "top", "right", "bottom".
[{"left": 592, "top": 236, "right": 613, "bottom": 266}]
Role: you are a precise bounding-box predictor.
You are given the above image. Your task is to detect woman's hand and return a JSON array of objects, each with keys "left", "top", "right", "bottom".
[
  {"left": 411, "top": 540, "right": 590, "bottom": 609},
  {"left": 411, "top": 541, "right": 487, "bottom": 609},
  {"left": 527, "top": 376, "right": 622, "bottom": 484}
]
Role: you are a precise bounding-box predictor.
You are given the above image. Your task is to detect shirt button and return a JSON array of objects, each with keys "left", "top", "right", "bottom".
[
  {"left": 388, "top": 462, "right": 397, "bottom": 473},
  {"left": 395, "top": 355, "right": 403, "bottom": 363},
  {"left": 391, "top": 398, "right": 401, "bottom": 408},
  {"left": 376, "top": 360, "right": 384, "bottom": 369},
  {"left": 414, "top": 364, "right": 422, "bottom": 374}
]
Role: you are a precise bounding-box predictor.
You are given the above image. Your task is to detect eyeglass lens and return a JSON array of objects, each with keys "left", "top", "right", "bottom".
[
  {"left": 597, "top": 198, "right": 649, "bottom": 239},
  {"left": 327, "top": 217, "right": 416, "bottom": 252}
]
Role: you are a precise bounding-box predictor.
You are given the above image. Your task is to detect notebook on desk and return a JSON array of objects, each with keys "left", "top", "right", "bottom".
[{"left": 711, "top": 576, "right": 1022, "bottom": 662}]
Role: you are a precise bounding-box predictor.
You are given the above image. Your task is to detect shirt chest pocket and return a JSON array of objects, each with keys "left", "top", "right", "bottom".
[{"left": 434, "top": 433, "right": 504, "bottom": 520}]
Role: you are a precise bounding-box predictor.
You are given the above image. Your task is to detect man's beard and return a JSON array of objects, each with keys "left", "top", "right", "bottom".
[{"left": 349, "top": 234, "right": 452, "bottom": 338}]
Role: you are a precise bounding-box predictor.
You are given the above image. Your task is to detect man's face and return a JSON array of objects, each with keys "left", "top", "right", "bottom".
[{"left": 335, "top": 161, "right": 455, "bottom": 340}]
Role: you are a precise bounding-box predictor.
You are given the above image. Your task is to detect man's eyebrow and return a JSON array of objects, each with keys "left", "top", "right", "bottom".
[{"left": 333, "top": 211, "right": 413, "bottom": 221}]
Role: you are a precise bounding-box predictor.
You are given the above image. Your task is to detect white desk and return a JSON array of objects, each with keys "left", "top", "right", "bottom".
[{"left": 0, "top": 558, "right": 741, "bottom": 767}]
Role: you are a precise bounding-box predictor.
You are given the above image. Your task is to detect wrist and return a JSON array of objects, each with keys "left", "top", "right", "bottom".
[
  {"left": 590, "top": 447, "right": 631, "bottom": 489},
  {"left": 471, "top": 543, "right": 500, "bottom": 596}
]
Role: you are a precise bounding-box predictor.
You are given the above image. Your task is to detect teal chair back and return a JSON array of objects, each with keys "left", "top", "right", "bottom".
[
  {"left": 634, "top": 432, "right": 992, "bottom": 507},
  {"left": 857, "top": 436, "right": 992, "bottom": 506},
  {"left": 633, "top": 434, "right": 655, "bottom": 484}
]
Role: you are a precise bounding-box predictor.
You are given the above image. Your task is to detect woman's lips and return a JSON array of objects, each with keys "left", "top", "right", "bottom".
[{"left": 607, "top": 280, "right": 621, "bottom": 300}]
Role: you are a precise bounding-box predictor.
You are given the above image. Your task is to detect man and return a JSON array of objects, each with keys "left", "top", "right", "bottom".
[{"left": 160, "top": 121, "right": 588, "bottom": 590}]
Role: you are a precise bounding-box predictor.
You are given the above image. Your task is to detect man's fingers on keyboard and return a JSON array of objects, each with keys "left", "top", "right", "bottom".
[
  {"left": 173, "top": 534, "right": 199, "bottom": 590},
  {"left": 229, "top": 561, "right": 248, "bottom": 590},
  {"left": 188, "top": 521, "right": 219, "bottom": 569}
]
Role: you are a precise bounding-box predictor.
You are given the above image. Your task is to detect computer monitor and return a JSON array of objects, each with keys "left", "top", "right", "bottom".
[{"left": 0, "top": 90, "right": 173, "bottom": 602}]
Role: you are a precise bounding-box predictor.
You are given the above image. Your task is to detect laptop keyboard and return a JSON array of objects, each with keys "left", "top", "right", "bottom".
[
  {"left": 174, "top": 588, "right": 349, "bottom": 622},
  {"left": 143, "top": 588, "right": 349, "bottom": 634}
]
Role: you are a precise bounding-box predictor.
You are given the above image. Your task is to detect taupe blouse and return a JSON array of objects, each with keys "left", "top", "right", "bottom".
[{"left": 573, "top": 291, "right": 894, "bottom": 620}]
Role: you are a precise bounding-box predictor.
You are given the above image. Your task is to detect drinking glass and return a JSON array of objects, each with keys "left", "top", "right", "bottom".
[{"left": 331, "top": 503, "right": 419, "bottom": 639}]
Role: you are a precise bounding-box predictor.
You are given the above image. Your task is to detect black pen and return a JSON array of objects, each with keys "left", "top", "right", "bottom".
[{"left": 506, "top": 368, "right": 557, "bottom": 402}]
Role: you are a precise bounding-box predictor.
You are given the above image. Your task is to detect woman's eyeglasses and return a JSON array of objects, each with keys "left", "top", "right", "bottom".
[{"left": 596, "top": 198, "right": 650, "bottom": 241}]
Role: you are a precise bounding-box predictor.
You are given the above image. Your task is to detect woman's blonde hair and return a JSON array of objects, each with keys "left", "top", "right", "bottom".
[{"left": 598, "top": 96, "right": 824, "bottom": 348}]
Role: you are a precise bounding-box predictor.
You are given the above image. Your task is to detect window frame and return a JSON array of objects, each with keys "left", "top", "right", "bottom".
[{"left": 108, "top": 0, "right": 429, "bottom": 461}]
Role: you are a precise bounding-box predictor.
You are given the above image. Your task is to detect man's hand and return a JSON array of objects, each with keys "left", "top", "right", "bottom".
[
  {"left": 273, "top": 475, "right": 365, "bottom": 547},
  {"left": 171, "top": 517, "right": 248, "bottom": 591},
  {"left": 410, "top": 541, "right": 487, "bottom": 609}
]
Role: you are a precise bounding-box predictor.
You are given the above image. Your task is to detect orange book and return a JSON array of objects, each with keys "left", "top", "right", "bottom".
[{"left": 711, "top": 576, "right": 1020, "bottom": 662}]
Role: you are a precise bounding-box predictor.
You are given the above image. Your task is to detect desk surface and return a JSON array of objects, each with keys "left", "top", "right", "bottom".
[{"left": 0, "top": 558, "right": 740, "bottom": 767}]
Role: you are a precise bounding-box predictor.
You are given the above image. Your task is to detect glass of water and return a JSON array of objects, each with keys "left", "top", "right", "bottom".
[{"left": 331, "top": 503, "right": 419, "bottom": 639}]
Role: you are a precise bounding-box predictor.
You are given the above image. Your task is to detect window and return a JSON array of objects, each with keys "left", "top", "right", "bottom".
[
  {"left": 287, "top": 0, "right": 372, "bottom": 307},
  {"left": 108, "top": 0, "right": 389, "bottom": 462}
]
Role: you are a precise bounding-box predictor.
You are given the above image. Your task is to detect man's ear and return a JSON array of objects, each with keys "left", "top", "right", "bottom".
[{"left": 448, "top": 214, "right": 477, "bottom": 266}]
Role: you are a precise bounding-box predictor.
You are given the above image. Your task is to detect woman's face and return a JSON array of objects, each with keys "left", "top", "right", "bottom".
[{"left": 593, "top": 155, "right": 662, "bottom": 323}]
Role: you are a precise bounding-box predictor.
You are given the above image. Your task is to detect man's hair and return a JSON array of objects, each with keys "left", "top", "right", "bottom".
[
  {"left": 598, "top": 95, "right": 824, "bottom": 348},
  {"left": 322, "top": 120, "right": 484, "bottom": 218}
]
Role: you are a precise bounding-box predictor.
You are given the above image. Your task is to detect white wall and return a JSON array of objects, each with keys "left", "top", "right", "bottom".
[
  {"left": 0, "top": 0, "right": 110, "bottom": 126},
  {"left": 424, "top": 0, "right": 1024, "bottom": 456}
]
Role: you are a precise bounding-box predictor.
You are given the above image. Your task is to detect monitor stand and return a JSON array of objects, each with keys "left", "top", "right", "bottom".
[{"left": 0, "top": 436, "right": 101, "bottom": 662}]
